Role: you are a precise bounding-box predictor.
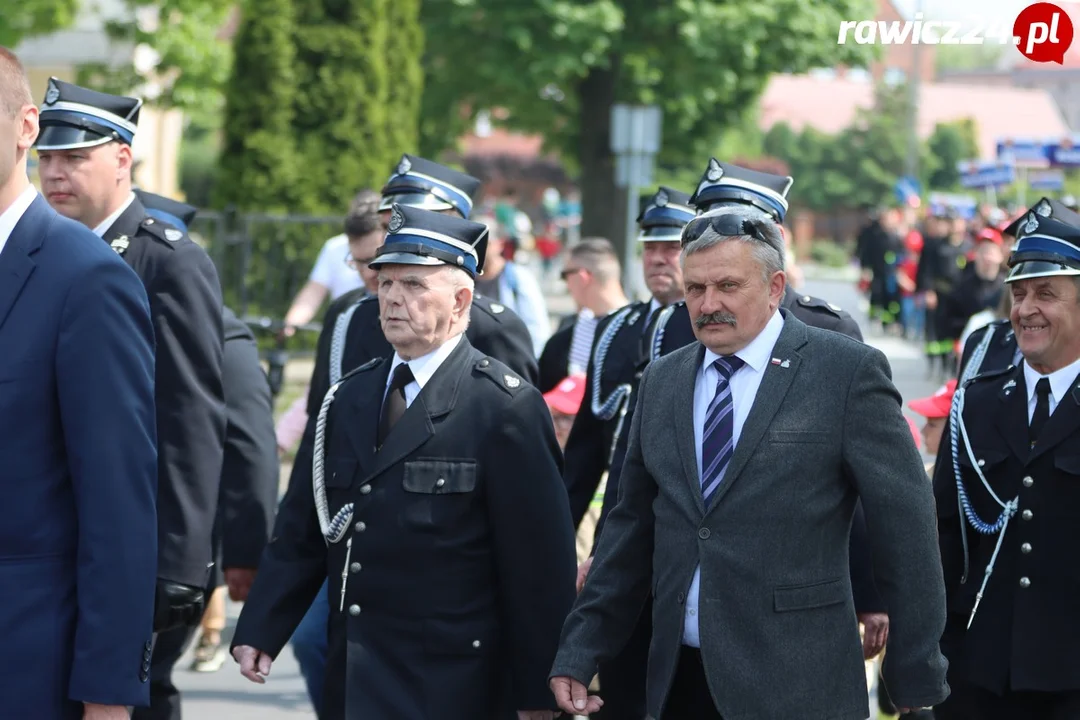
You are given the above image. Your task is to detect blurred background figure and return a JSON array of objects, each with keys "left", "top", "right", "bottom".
[
  {"left": 908, "top": 379, "right": 957, "bottom": 474},
  {"left": 543, "top": 374, "right": 595, "bottom": 565}
]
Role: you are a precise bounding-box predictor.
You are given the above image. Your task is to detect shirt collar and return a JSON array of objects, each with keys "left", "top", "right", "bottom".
[
  {"left": 1023, "top": 355, "right": 1080, "bottom": 406},
  {"left": 0, "top": 185, "right": 38, "bottom": 256},
  {"left": 92, "top": 192, "right": 137, "bottom": 237},
  {"left": 703, "top": 308, "right": 785, "bottom": 375},
  {"left": 387, "top": 333, "right": 464, "bottom": 392}
]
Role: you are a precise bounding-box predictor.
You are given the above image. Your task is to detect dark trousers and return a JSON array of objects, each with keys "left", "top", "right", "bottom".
[
  {"left": 662, "top": 646, "right": 722, "bottom": 720},
  {"left": 935, "top": 684, "right": 1080, "bottom": 720},
  {"left": 131, "top": 625, "right": 199, "bottom": 720},
  {"left": 595, "top": 604, "right": 651, "bottom": 719}
]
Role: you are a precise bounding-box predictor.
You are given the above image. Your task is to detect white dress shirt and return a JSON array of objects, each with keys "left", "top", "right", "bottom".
[
  {"left": 683, "top": 309, "right": 785, "bottom": 647},
  {"left": 384, "top": 333, "right": 464, "bottom": 408},
  {"left": 1023, "top": 356, "right": 1080, "bottom": 423},
  {"left": 91, "top": 192, "right": 137, "bottom": 238},
  {"left": 0, "top": 185, "right": 38, "bottom": 258}
]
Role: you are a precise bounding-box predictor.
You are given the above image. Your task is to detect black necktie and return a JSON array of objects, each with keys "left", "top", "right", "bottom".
[
  {"left": 1029, "top": 377, "right": 1051, "bottom": 446},
  {"left": 638, "top": 306, "right": 662, "bottom": 364},
  {"left": 378, "top": 363, "right": 414, "bottom": 446}
]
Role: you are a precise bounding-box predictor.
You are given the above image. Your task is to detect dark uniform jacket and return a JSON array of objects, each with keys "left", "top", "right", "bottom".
[
  {"left": 233, "top": 337, "right": 577, "bottom": 720},
  {"left": 562, "top": 299, "right": 660, "bottom": 527},
  {"left": 958, "top": 319, "right": 1019, "bottom": 379},
  {"left": 934, "top": 363, "right": 1080, "bottom": 694},
  {"left": 105, "top": 195, "right": 226, "bottom": 590},
  {"left": 600, "top": 289, "right": 885, "bottom": 614},
  {"left": 215, "top": 307, "right": 279, "bottom": 577},
  {"left": 538, "top": 320, "right": 575, "bottom": 394},
  {"left": 305, "top": 289, "right": 538, "bottom": 425}
]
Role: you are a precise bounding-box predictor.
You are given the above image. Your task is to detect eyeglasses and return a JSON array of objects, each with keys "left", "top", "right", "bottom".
[
  {"left": 680, "top": 214, "right": 766, "bottom": 246},
  {"left": 560, "top": 267, "right": 587, "bottom": 280}
]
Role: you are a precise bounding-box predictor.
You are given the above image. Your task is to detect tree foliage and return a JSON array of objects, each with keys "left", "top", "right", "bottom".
[
  {"left": 77, "top": 0, "right": 232, "bottom": 112},
  {"left": 763, "top": 82, "right": 934, "bottom": 212},
  {"left": 215, "top": 0, "right": 298, "bottom": 212},
  {"left": 419, "top": 0, "right": 875, "bottom": 246},
  {"left": 926, "top": 118, "right": 979, "bottom": 191},
  {"left": 0, "top": 0, "right": 78, "bottom": 48}
]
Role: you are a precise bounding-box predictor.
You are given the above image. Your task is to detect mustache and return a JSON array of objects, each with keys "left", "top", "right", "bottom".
[{"left": 694, "top": 311, "right": 737, "bottom": 329}]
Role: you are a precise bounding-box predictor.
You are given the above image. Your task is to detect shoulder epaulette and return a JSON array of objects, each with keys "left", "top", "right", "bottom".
[
  {"left": 963, "top": 364, "right": 1014, "bottom": 389},
  {"left": 139, "top": 215, "right": 186, "bottom": 248},
  {"left": 796, "top": 294, "right": 844, "bottom": 318},
  {"left": 474, "top": 356, "right": 523, "bottom": 395}
]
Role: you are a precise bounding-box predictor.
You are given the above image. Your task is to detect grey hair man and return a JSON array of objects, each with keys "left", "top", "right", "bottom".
[
  {"left": 550, "top": 206, "right": 948, "bottom": 719},
  {"left": 233, "top": 204, "right": 577, "bottom": 720}
]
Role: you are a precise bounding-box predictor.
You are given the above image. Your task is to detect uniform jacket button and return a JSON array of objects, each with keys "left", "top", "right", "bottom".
[
  {"left": 349, "top": 604, "right": 361, "bottom": 616},
  {"left": 1019, "top": 577, "right": 1031, "bottom": 588},
  {"left": 698, "top": 528, "right": 711, "bottom": 540},
  {"left": 1023, "top": 476, "right": 1034, "bottom": 487},
  {"left": 472, "top": 640, "right": 481, "bottom": 648},
  {"left": 1021, "top": 543, "right": 1032, "bottom": 554},
  {"left": 350, "top": 562, "right": 362, "bottom": 573},
  {"left": 355, "top": 521, "right": 367, "bottom": 532},
  {"left": 436, "top": 478, "right": 446, "bottom": 488},
  {"left": 1022, "top": 510, "right": 1033, "bottom": 521},
  {"left": 360, "top": 484, "right": 372, "bottom": 495}
]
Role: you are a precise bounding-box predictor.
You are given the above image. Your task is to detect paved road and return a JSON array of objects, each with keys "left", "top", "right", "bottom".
[{"left": 174, "top": 276, "right": 937, "bottom": 718}]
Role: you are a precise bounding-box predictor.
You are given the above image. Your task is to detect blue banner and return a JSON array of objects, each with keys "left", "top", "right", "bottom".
[
  {"left": 996, "top": 139, "right": 1048, "bottom": 164},
  {"left": 958, "top": 160, "right": 1015, "bottom": 189},
  {"left": 1028, "top": 169, "right": 1066, "bottom": 191}
]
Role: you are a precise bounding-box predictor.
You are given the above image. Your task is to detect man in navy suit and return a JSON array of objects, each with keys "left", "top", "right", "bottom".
[{"left": 0, "top": 49, "right": 159, "bottom": 719}]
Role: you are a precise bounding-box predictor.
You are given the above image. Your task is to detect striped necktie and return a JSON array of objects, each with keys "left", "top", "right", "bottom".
[{"left": 701, "top": 356, "right": 745, "bottom": 507}]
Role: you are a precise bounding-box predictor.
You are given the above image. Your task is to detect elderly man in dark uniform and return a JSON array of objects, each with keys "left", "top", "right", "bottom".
[
  {"left": 35, "top": 79, "right": 226, "bottom": 718},
  {"left": 286, "top": 156, "right": 536, "bottom": 717},
  {"left": 957, "top": 198, "right": 1080, "bottom": 381},
  {"left": 233, "top": 204, "right": 576, "bottom": 720},
  {"left": 934, "top": 211, "right": 1080, "bottom": 720}
]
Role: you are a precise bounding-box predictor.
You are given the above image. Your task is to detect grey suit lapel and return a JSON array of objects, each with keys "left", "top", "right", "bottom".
[
  {"left": 673, "top": 343, "right": 707, "bottom": 515},
  {"left": 707, "top": 311, "right": 808, "bottom": 510}
]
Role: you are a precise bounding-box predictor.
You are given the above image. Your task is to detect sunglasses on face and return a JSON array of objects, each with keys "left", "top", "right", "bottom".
[
  {"left": 560, "top": 267, "right": 587, "bottom": 280},
  {"left": 681, "top": 214, "right": 766, "bottom": 246}
]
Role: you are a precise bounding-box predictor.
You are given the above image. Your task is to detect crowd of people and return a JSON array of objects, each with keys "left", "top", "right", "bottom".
[{"left": 4, "top": 42, "right": 1080, "bottom": 720}]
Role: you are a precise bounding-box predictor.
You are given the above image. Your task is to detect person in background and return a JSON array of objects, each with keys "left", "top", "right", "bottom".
[
  {"left": 909, "top": 380, "right": 957, "bottom": 474},
  {"left": 943, "top": 227, "right": 1006, "bottom": 357},
  {"left": 918, "top": 208, "right": 972, "bottom": 379},
  {"left": 280, "top": 233, "right": 365, "bottom": 338},
  {"left": 538, "top": 238, "right": 629, "bottom": 393},
  {"left": 473, "top": 211, "right": 551, "bottom": 355},
  {"left": 544, "top": 375, "right": 595, "bottom": 566}
]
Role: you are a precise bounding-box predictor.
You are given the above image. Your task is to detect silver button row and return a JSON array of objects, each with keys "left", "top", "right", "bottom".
[
  {"left": 349, "top": 604, "right": 361, "bottom": 616},
  {"left": 1023, "top": 476, "right": 1034, "bottom": 488},
  {"left": 1019, "top": 577, "right": 1031, "bottom": 589}
]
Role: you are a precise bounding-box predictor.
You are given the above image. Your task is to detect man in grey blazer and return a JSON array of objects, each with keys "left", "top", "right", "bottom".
[{"left": 549, "top": 206, "right": 949, "bottom": 719}]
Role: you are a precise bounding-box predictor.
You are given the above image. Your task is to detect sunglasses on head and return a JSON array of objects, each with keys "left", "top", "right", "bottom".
[{"left": 681, "top": 214, "right": 766, "bottom": 246}]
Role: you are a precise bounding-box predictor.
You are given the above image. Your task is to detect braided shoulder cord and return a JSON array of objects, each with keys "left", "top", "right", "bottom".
[
  {"left": 649, "top": 304, "right": 679, "bottom": 362},
  {"left": 948, "top": 323, "right": 1019, "bottom": 627},
  {"left": 329, "top": 297, "right": 370, "bottom": 386},
  {"left": 589, "top": 305, "right": 635, "bottom": 422},
  {"left": 312, "top": 380, "right": 354, "bottom": 545}
]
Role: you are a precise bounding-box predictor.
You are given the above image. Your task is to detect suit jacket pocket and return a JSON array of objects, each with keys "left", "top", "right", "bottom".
[
  {"left": 403, "top": 459, "right": 478, "bottom": 494},
  {"left": 774, "top": 578, "right": 847, "bottom": 612},
  {"left": 766, "top": 430, "right": 831, "bottom": 444}
]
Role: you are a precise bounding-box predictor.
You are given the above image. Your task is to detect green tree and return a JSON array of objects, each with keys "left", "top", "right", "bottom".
[
  {"left": 290, "top": 0, "right": 420, "bottom": 214},
  {"left": 216, "top": 0, "right": 298, "bottom": 211},
  {"left": 419, "top": 0, "right": 875, "bottom": 255},
  {"left": 77, "top": 0, "right": 232, "bottom": 113},
  {"left": 926, "top": 118, "right": 979, "bottom": 191},
  {"left": 0, "top": 0, "right": 78, "bottom": 48}
]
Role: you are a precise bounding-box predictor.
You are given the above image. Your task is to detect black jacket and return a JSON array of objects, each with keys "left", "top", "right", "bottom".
[
  {"left": 105, "top": 196, "right": 226, "bottom": 589},
  {"left": 217, "top": 307, "right": 279, "bottom": 572},
  {"left": 934, "top": 363, "right": 1080, "bottom": 694},
  {"left": 233, "top": 337, "right": 576, "bottom": 719}
]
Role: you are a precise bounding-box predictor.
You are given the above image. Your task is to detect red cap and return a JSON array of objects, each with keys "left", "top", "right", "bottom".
[
  {"left": 905, "top": 415, "right": 922, "bottom": 450},
  {"left": 544, "top": 374, "right": 585, "bottom": 415},
  {"left": 975, "top": 227, "right": 1003, "bottom": 246},
  {"left": 908, "top": 379, "right": 958, "bottom": 419}
]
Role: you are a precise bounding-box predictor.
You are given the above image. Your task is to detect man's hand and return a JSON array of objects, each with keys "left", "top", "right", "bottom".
[
  {"left": 82, "top": 704, "right": 129, "bottom": 719},
  {"left": 224, "top": 568, "right": 257, "bottom": 602},
  {"left": 858, "top": 612, "right": 889, "bottom": 659},
  {"left": 517, "top": 711, "right": 557, "bottom": 719},
  {"left": 924, "top": 290, "right": 938, "bottom": 310},
  {"left": 551, "top": 676, "right": 603, "bottom": 715},
  {"left": 233, "top": 645, "right": 273, "bottom": 684},
  {"left": 576, "top": 557, "right": 593, "bottom": 594}
]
